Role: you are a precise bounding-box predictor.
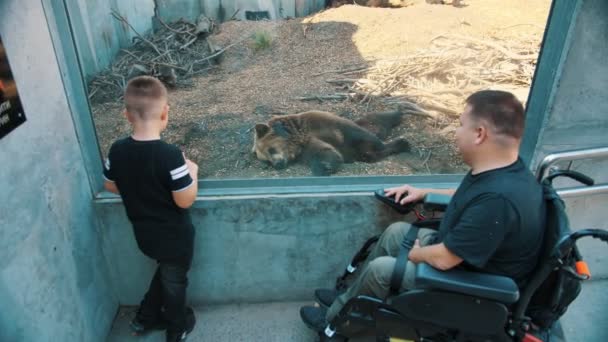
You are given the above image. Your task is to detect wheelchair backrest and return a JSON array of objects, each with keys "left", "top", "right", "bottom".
[
  {"left": 538, "top": 182, "right": 572, "bottom": 262},
  {"left": 518, "top": 181, "right": 583, "bottom": 329}
]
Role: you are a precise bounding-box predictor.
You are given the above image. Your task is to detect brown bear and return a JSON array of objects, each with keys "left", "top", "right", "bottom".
[{"left": 251, "top": 110, "right": 411, "bottom": 176}]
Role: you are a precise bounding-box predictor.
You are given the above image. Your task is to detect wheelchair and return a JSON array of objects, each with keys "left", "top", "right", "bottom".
[{"left": 322, "top": 168, "right": 608, "bottom": 342}]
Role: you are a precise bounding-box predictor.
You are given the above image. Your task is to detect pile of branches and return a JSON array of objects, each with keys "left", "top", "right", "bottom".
[
  {"left": 89, "top": 11, "right": 238, "bottom": 104},
  {"left": 306, "top": 34, "right": 540, "bottom": 118}
]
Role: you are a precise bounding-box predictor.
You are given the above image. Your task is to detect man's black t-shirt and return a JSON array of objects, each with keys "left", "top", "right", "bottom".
[
  {"left": 438, "top": 158, "right": 545, "bottom": 287},
  {"left": 103, "top": 137, "right": 195, "bottom": 263}
]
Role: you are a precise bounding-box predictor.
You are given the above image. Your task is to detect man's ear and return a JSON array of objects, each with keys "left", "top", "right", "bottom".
[
  {"left": 475, "top": 125, "right": 488, "bottom": 145},
  {"left": 255, "top": 124, "right": 270, "bottom": 138}
]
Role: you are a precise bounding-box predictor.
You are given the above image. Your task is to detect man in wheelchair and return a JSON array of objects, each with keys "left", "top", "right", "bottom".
[{"left": 300, "top": 90, "right": 603, "bottom": 341}]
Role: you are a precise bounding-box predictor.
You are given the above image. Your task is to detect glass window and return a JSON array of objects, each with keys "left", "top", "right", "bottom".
[{"left": 65, "top": 0, "right": 552, "bottom": 179}]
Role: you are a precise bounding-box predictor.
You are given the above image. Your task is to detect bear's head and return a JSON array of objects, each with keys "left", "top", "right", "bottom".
[{"left": 251, "top": 120, "right": 302, "bottom": 170}]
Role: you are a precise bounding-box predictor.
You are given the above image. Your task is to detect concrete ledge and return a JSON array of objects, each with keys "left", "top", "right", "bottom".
[{"left": 96, "top": 193, "right": 414, "bottom": 305}]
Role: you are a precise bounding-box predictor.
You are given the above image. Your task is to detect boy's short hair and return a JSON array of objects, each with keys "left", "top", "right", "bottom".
[
  {"left": 124, "top": 76, "right": 168, "bottom": 120},
  {"left": 465, "top": 90, "right": 525, "bottom": 139}
]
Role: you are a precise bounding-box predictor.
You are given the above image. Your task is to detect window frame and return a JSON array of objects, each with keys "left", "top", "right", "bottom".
[{"left": 42, "top": 0, "right": 580, "bottom": 198}]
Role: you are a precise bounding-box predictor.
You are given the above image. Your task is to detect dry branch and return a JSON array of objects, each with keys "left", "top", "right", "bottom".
[
  {"left": 89, "top": 11, "right": 235, "bottom": 103},
  {"left": 294, "top": 94, "right": 351, "bottom": 101},
  {"left": 432, "top": 34, "right": 537, "bottom": 61},
  {"left": 111, "top": 10, "right": 163, "bottom": 56},
  {"left": 322, "top": 33, "right": 539, "bottom": 119},
  {"left": 193, "top": 36, "right": 248, "bottom": 65},
  {"left": 313, "top": 65, "right": 370, "bottom": 76}
]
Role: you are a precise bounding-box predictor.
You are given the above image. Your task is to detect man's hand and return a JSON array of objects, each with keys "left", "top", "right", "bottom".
[
  {"left": 408, "top": 242, "right": 463, "bottom": 270},
  {"left": 409, "top": 239, "right": 422, "bottom": 263},
  {"left": 413, "top": 239, "right": 421, "bottom": 249},
  {"left": 384, "top": 185, "right": 428, "bottom": 205}
]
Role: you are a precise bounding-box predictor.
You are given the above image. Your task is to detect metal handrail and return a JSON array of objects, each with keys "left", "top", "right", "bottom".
[
  {"left": 536, "top": 146, "right": 608, "bottom": 181},
  {"left": 536, "top": 146, "right": 608, "bottom": 198}
]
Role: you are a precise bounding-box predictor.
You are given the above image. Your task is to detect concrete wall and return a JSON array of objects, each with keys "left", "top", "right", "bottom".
[
  {"left": 529, "top": 0, "right": 608, "bottom": 340},
  {"left": 0, "top": 1, "right": 117, "bottom": 341},
  {"left": 96, "top": 195, "right": 408, "bottom": 304},
  {"left": 66, "top": 0, "right": 155, "bottom": 80},
  {"left": 531, "top": 0, "right": 608, "bottom": 251},
  {"left": 69, "top": 0, "right": 323, "bottom": 79},
  {"left": 531, "top": 0, "right": 608, "bottom": 173},
  {"left": 156, "top": 0, "right": 202, "bottom": 22}
]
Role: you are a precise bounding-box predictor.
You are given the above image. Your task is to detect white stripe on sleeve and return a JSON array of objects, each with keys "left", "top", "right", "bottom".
[
  {"left": 171, "top": 168, "right": 190, "bottom": 181},
  {"left": 104, "top": 158, "right": 110, "bottom": 170},
  {"left": 170, "top": 164, "right": 188, "bottom": 176},
  {"left": 172, "top": 179, "right": 194, "bottom": 192}
]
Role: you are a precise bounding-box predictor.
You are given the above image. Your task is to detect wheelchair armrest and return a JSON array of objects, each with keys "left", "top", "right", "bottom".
[
  {"left": 414, "top": 263, "right": 519, "bottom": 304},
  {"left": 423, "top": 193, "right": 452, "bottom": 211}
]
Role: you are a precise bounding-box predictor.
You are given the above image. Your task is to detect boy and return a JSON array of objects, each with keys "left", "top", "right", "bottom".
[{"left": 103, "top": 76, "right": 198, "bottom": 342}]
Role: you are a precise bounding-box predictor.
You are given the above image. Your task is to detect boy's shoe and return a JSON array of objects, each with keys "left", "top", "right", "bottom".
[
  {"left": 314, "top": 288, "right": 342, "bottom": 308},
  {"left": 130, "top": 305, "right": 170, "bottom": 335},
  {"left": 129, "top": 315, "right": 168, "bottom": 335},
  {"left": 166, "top": 330, "right": 188, "bottom": 342},
  {"left": 166, "top": 307, "right": 196, "bottom": 342}
]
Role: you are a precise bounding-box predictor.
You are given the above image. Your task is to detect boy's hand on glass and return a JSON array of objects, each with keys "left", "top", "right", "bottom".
[{"left": 186, "top": 159, "right": 199, "bottom": 176}]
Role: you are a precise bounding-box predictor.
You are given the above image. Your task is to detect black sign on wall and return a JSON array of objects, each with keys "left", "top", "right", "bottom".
[{"left": 0, "top": 35, "right": 26, "bottom": 140}]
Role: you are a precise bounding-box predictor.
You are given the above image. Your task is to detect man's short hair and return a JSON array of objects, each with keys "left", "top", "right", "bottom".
[
  {"left": 124, "top": 76, "right": 167, "bottom": 120},
  {"left": 465, "top": 90, "right": 525, "bottom": 139}
]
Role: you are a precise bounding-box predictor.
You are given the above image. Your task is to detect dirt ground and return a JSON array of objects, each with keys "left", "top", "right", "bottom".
[{"left": 91, "top": 0, "right": 552, "bottom": 179}]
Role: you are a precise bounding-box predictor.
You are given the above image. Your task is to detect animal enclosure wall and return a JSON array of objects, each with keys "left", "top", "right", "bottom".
[
  {"left": 68, "top": 0, "right": 325, "bottom": 79},
  {"left": 528, "top": 1, "right": 608, "bottom": 339},
  {"left": 0, "top": 1, "right": 117, "bottom": 341}
]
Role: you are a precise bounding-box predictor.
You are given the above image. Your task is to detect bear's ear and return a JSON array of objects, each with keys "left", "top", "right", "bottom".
[
  {"left": 271, "top": 121, "right": 290, "bottom": 138},
  {"left": 255, "top": 124, "right": 270, "bottom": 138}
]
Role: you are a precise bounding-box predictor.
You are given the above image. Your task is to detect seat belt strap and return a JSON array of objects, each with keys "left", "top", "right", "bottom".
[{"left": 389, "top": 225, "right": 419, "bottom": 296}]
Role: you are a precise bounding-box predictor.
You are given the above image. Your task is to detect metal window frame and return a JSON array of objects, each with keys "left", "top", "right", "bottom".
[
  {"left": 41, "top": 0, "right": 580, "bottom": 198},
  {"left": 520, "top": 0, "right": 582, "bottom": 167}
]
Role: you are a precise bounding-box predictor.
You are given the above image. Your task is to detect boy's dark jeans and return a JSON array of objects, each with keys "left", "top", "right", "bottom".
[{"left": 137, "top": 261, "right": 190, "bottom": 333}]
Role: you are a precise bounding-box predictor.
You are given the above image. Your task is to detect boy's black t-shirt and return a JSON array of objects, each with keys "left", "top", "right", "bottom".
[
  {"left": 103, "top": 137, "right": 195, "bottom": 262},
  {"left": 438, "top": 158, "right": 546, "bottom": 287}
]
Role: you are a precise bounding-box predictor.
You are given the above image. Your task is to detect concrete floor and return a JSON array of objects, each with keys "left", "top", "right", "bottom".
[
  {"left": 560, "top": 279, "right": 608, "bottom": 342},
  {"left": 106, "top": 281, "right": 608, "bottom": 342},
  {"left": 560, "top": 227, "right": 608, "bottom": 342},
  {"left": 106, "top": 301, "right": 319, "bottom": 342}
]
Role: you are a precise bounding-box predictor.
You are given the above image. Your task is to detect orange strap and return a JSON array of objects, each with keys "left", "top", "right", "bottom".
[
  {"left": 575, "top": 261, "right": 591, "bottom": 279},
  {"left": 523, "top": 333, "right": 543, "bottom": 342}
]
